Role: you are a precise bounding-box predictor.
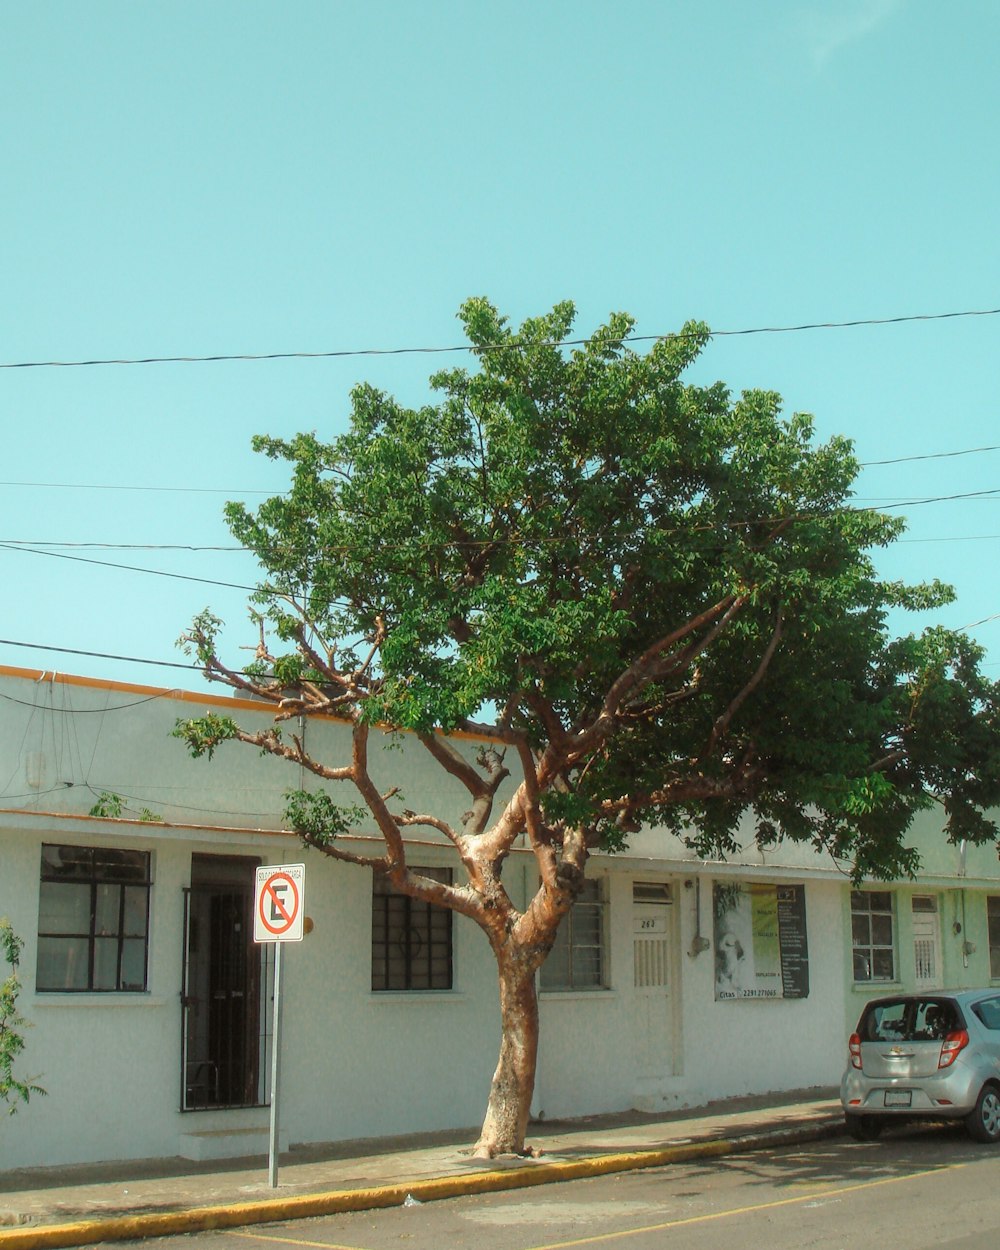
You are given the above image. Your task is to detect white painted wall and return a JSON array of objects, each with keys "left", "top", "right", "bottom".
[
  {"left": 534, "top": 872, "right": 847, "bottom": 1121},
  {"left": 1, "top": 665, "right": 995, "bottom": 1171}
]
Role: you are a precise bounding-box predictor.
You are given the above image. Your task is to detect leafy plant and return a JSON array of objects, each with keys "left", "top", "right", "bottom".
[
  {"left": 0, "top": 919, "right": 45, "bottom": 1114},
  {"left": 88, "top": 791, "right": 161, "bottom": 822}
]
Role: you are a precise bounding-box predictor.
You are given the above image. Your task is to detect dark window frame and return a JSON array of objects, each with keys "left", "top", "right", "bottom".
[
  {"left": 851, "top": 889, "right": 895, "bottom": 983},
  {"left": 540, "top": 877, "right": 608, "bottom": 991},
  {"left": 371, "top": 867, "right": 453, "bottom": 992},
  {"left": 36, "top": 844, "right": 151, "bottom": 993}
]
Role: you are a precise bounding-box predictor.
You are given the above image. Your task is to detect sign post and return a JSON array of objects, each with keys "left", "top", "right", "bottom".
[{"left": 254, "top": 863, "right": 305, "bottom": 1188}]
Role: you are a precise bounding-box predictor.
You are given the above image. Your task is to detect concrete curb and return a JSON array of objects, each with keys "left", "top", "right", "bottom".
[{"left": 0, "top": 1118, "right": 844, "bottom": 1250}]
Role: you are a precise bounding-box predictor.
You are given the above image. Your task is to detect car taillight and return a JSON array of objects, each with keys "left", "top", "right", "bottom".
[
  {"left": 849, "top": 1032, "right": 862, "bottom": 1070},
  {"left": 939, "top": 1030, "right": 969, "bottom": 1069}
]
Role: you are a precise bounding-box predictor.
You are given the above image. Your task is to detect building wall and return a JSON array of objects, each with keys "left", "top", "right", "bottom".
[
  {"left": 534, "top": 871, "right": 847, "bottom": 1120},
  {"left": 2, "top": 665, "right": 999, "bottom": 1170}
]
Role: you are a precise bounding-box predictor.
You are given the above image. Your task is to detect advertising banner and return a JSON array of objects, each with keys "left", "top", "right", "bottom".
[{"left": 713, "top": 882, "right": 809, "bottom": 1000}]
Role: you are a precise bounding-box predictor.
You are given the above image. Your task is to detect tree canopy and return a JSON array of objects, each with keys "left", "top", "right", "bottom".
[
  {"left": 176, "top": 298, "right": 1000, "bottom": 1154},
  {"left": 182, "top": 298, "right": 1000, "bottom": 881}
]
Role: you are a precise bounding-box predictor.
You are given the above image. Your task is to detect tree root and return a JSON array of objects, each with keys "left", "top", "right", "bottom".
[{"left": 471, "top": 1142, "right": 544, "bottom": 1160}]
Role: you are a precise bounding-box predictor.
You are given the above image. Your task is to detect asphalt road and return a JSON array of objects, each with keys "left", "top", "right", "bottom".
[{"left": 131, "top": 1128, "right": 1000, "bottom": 1250}]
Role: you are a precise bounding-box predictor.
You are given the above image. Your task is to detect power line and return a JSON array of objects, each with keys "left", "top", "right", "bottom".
[
  {"left": 0, "top": 541, "right": 247, "bottom": 551},
  {"left": 0, "top": 689, "right": 169, "bottom": 712},
  {"left": 0, "top": 442, "right": 990, "bottom": 505},
  {"left": 899, "top": 534, "right": 1000, "bottom": 544},
  {"left": 2, "top": 595, "right": 998, "bottom": 687},
  {"left": 963, "top": 610, "right": 1000, "bottom": 630},
  {"left": 0, "top": 638, "right": 199, "bottom": 672},
  {"left": 0, "top": 542, "right": 258, "bottom": 591},
  {"left": 1, "top": 440, "right": 999, "bottom": 502},
  {"left": 6, "top": 532, "right": 1000, "bottom": 551},
  {"left": 0, "top": 480, "right": 271, "bottom": 496},
  {"left": 2, "top": 306, "right": 998, "bottom": 370},
  {"left": 859, "top": 444, "right": 1000, "bottom": 467},
  {"left": 3, "top": 489, "right": 1000, "bottom": 594}
]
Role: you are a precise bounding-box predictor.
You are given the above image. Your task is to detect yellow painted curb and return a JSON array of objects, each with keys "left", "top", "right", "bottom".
[{"left": 0, "top": 1120, "right": 842, "bottom": 1250}]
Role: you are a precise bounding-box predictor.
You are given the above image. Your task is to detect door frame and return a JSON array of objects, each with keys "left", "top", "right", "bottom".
[{"left": 180, "top": 854, "right": 273, "bottom": 1111}]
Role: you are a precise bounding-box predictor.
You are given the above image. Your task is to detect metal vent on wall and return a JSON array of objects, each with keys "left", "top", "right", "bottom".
[
  {"left": 633, "top": 882, "right": 673, "bottom": 904},
  {"left": 634, "top": 938, "right": 670, "bottom": 988}
]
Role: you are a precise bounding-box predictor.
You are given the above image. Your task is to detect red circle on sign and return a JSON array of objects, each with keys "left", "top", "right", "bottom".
[{"left": 258, "top": 871, "right": 300, "bottom": 935}]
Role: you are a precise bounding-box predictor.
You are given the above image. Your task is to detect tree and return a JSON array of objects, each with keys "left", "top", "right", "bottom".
[
  {"left": 176, "top": 299, "right": 1000, "bottom": 1156},
  {"left": 0, "top": 919, "right": 45, "bottom": 1114}
]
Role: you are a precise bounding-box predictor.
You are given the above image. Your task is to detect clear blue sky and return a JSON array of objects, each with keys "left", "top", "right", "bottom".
[{"left": 2, "top": 0, "right": 998, "bottom": 693}]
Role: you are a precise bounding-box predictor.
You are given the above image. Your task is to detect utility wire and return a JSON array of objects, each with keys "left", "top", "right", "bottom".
[
  {"left": 0, "top": 480, "right": 271, "bottom": 496},
  {"left": 3, "top": 599, "right": 998, "bottom": 683},
  {"left": 2, "top": 306, "right": 999, "bottom": 370},
  {"left": 0, "top": 639, "right": 200, "bottom": 672},
  {"left": 0, "top": 542, "right": 258, "bottom": 590},
  {"left": 1, "top": 441, "right": 998, "bottom": 501},
  {"left": 6, "top": 532, "right": 1000, "bottom": 551},
  {"left": 0, "top": 541, "right": 247, "bottom": 551},
  {"left": 3, "top": 489, "right": 1000, "bottom": 595},
  {"left": 861, "top": 444, "right": 1000, "bottom": 466},
  {"left": 0, "top": 689, "right": 169, "bottom": 712}
]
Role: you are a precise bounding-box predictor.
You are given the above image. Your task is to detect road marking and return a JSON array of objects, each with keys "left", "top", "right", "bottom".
[
  {"left": 231, "top": 1234, "right": 364, "bottom": 1250},
  {"left": 227, "top": 1161, "right": 968, "bottom": 1250},
  {"left": 520, "top": 1162, "right": 969, "bottom": 1250}
]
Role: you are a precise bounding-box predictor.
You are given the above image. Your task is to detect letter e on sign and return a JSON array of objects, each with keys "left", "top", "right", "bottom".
[{"left": 254, "top": 864, "right": 306, "bottom": 943}]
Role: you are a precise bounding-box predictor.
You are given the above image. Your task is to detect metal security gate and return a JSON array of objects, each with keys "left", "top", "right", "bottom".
[
  {"left": 181, "top": 855, "right": 274, "bottom": 1111},
  {"left": 912, "top": 895, "right": 943, "bottom": 991}
]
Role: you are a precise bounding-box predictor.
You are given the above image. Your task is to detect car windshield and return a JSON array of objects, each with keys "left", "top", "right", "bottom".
[{"left": 860, "top": 998, "right": 960, "bottom": 1042}]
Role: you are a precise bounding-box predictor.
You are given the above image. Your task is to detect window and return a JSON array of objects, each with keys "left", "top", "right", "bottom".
[
  {"left": 851, "top": 890, "right": 895, "bottom": 982},
  {"left": 859, "top": 996, "right": 959, "bottom": 1042},
  {"left": 972, "top": 995, "right": 1000, "bottom": 1032},
  {"left": 36, "top": 844, "right": 151, "bottom": 992},
  {"left": 989, "top": 897, "right": 1000, "bottom": 980},
  {"left": 371, "top": 867, "right": 453, "bottom": 991},
  {"left": 540, "top": 878, "right": 607, "bottom": 991}
]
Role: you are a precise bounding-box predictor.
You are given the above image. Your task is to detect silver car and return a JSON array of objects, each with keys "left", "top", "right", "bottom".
[{"left": 841, "top": 989, "right": 1000, "bottom": 1142}]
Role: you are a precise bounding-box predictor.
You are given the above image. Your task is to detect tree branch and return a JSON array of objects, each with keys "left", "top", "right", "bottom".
[
  {"left": 300, "top": 832, "right": 390, "bottom": 871},
  {"left": 417, "top": 731, "right": 511, "bottom": 834},
  {"left": 568, "top": 594, "right": 749, "bottom": 760},
  {"left": 234, "top": 727, "right": 355, "bottom": 781},
  {"left": 701, "top": 607, "right": 783, "bottom": 759},
  {"left": 396, "top": 810, "right": 464, "bottom": 847}
]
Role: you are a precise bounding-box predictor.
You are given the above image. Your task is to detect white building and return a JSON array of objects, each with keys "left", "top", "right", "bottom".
[{"left": 1, "top": 663, "right": 998, "bottom": 1170}]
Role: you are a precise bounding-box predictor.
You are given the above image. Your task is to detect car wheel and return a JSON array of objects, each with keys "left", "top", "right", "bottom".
[
  {"left": 845, "top": 1113, "right": 883, "bottom": 1141},
  {"left": 965, "top": 1085, "right": 1000, "bottom": 1144}
]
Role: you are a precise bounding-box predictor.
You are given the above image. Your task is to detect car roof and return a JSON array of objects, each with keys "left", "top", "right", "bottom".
[{"left": 863, "top": 988, "right": 1000, "bottom": 1007}]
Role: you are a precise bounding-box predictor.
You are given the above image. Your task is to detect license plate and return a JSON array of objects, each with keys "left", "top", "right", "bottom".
[{"left": 884, "top": 1090, "right": 912, "bottom": 1107}]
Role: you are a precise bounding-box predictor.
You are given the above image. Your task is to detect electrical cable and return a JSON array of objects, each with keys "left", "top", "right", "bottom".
[
  {"left": 0, "top": 542, "right": 259, "bottom": 590},
  {"left": 0, "top": 639, "right": 204, "bottom": 672},
  {"left": 2, "top": 306, "right": 999, "bottom": 370},
  {"left": 861, "top": 444, "right": 1000, "bottom": 467},
  {"left": 0, "top": 481, "right": 271, "bottom": 495},
  {"left": 0, "top": 541, "right": 247, "bottom": 551},
  {"left": 1, "top": 441, "right": 999, "bottom": 502},
  {"left": 0, "top": 689, "right": 170, "bottom": 713},
  {"left": 2, "top": 487, "right": 1000, "bottom": 595}
]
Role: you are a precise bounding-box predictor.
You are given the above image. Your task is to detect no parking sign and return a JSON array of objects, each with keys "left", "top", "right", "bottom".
[
  {"left": 254, "top": 863, "right": 306, "bottom": 942},
  {"left": 252, "top": 862, "right": 306, "bottom": 1188}
]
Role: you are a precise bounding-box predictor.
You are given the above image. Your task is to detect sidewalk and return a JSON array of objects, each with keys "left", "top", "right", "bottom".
[{"left": 0, "top": 1089, "right": 843, "bottom": 1249}]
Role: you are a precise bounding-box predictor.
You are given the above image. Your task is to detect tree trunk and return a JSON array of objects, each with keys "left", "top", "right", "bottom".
[{"left": 473, "top": 949, "right": 540, "bottom": 1157}]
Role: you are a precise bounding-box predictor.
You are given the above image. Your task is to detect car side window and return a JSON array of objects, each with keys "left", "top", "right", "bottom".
[{"left": 971, "top": 997, "right": 1000, "bottom": 1031}]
